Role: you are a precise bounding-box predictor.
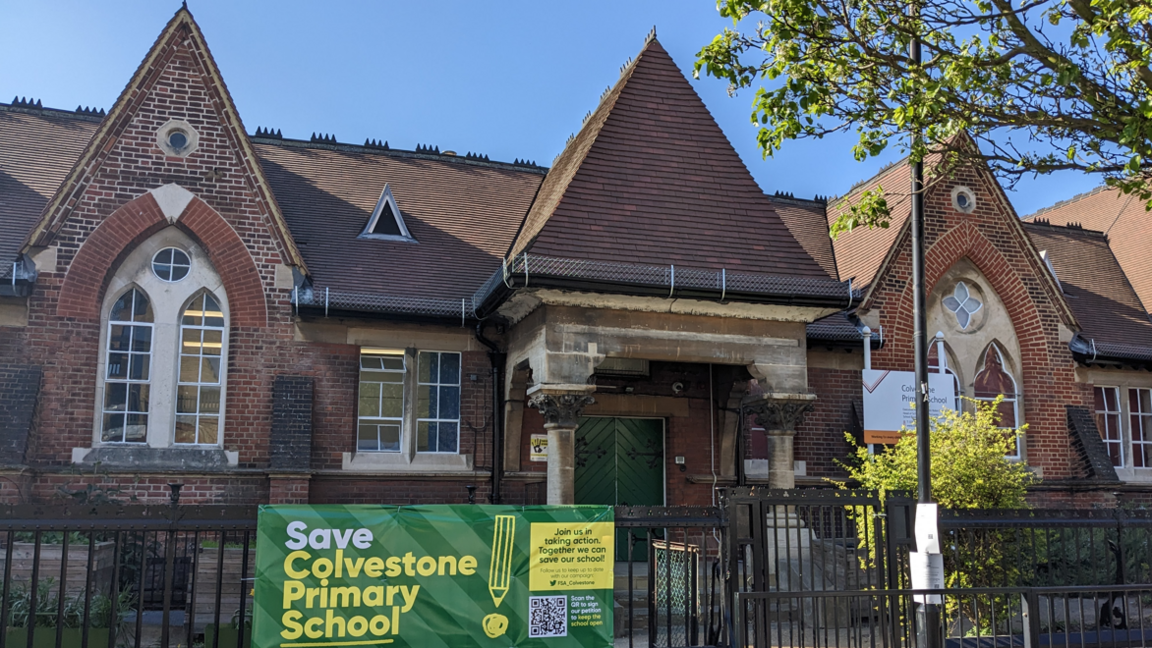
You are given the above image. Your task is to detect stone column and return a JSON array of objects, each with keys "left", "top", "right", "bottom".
[
  {"left": 527, "top": 384, "right": 596, "bottom": 505},
  {"left": 742, "top": 392, "right": 816, "bottom": 489}
]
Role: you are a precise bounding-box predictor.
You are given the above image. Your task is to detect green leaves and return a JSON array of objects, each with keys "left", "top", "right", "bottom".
[
  {"left": 838, "top": 397, "right": 1034, "bottom": 510},
  {"left": 696, "top": 0, "right": 1152, "bottom": 222},
  {"left": 830, "top": 185, "right": 890, "bottom": 239}
]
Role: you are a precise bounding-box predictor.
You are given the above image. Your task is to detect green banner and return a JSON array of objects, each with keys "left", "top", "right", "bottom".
[{"left": 253, "top": 505, "right": 614, "bottom": 648}]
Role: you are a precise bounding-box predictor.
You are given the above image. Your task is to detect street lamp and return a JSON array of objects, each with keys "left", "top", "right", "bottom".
[{"left": 910, "top": 15, "right": 943, "bottom": 648}]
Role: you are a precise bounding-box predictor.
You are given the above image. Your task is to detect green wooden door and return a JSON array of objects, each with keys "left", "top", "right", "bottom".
[{"left": 573, "top": 417, "right": 664, "bottom": 561}]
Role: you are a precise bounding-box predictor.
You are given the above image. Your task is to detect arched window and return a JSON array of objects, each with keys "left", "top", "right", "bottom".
[
  {"left": 974, "top": 344, "right": 1022, "bottom": 458},
  {"left": 176, "top": 292, "right": 225, "bottom": 445},
  {"left": 928, "top": 342, "right": 962, "bottom": 411},
  {"left": 102, "top": 288, "right": 153, "bottom": 443}
]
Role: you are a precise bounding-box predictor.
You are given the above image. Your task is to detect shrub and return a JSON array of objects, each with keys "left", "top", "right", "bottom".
[{"left": 836, "top": 398, "right": 1036, "bottom": 632}]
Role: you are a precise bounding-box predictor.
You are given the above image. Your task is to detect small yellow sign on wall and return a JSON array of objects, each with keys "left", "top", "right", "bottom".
[
  {"left": 530, "top": 434, "right": 548, "bottom": 462},
  {"left": 529, "top": 522, "right": 614, "bottom": 591}
]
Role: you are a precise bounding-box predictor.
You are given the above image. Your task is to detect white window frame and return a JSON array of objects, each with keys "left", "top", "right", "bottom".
[
  {"left": 1094, "top": 385, "right": 1124, "bottom": 468},
  {"left": 929, "top": 340, "right": 963, "bottom": 411},
  {"left": 357, "top": 184, "right": 416, "bottom": 242},
  {"left": 342, "top": 346, "right": 472, "bottom": 473},
  {"left": 88, "top": 225, "right": 230, "bottom": 457},
  {"left": 1129, "top": 388, "right": 1152, "bottom": 469},
  {"left": 356, "top": 349, "right": 407, "bottom": 453},
  {"left": 416, "top": 350, "right": 462, "bottom": 454},
  {"left": 101, "top": 287, "right": 154, "bottom": 444},
  {"left": 974, "top": 344, "right": 1022, "bottom": 460},
  {"left": 174, "top": 291, "right": 227, "bottom": 445}
]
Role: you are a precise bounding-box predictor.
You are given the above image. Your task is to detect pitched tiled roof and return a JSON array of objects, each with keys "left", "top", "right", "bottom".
[
  {"left": 0, "top": 106, "right": 99, "bottom": 276},
  {"left": 257, "top": 142, "right": 544, "bottom": 302},
  {"left": 1023, "top": 221, "right": 1152, "bottom": 350},
  {"left": 826, "top": 162, "right": 911, "bottom": 288},
  {"left": 1024, "top": 185, "right": 1152, "bottom": 315},
  {"left": 507, "top": 38, "right": 832, "bottom": 280},
  {"left": 21, "top": 8, "right": 307, "bottom": 271},
  {"left": 766, "top": 196, "right": 838, "bottom": 280},
  {"left": 806, "top": 311, "right": 862, "bottom": 342},
  {"left": 0, "top": 104, "right": 545, "bottom": 302}
]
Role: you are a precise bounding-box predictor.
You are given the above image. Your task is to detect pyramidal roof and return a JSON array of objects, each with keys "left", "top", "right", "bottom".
[{"left": 507, "top": 37, "right": 831, "bottom": 279}]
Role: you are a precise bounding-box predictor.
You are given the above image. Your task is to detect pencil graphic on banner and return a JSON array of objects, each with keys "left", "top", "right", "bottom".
[{"left": 488, "top": 515, "right": 515, "bottom": 608}]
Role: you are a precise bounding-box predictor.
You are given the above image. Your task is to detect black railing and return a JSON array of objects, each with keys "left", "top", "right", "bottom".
[
  {"left": 940, "top": 508, "right": 1152, "bottom": 588},
  {"left": 0, "top": 493, "right": 257, "bottom": 648},
  {"left": 0, "top": 498, "right": 724, "bottom": 648},
  {"left": 10, "top": 491, "right": 1152, "bottom": 648},
  {"left": 735, "top": 585, "right": 1152, "bottom": 648},
  {"left": 614, "top": 505, "right": 728, "bottom": 647}
]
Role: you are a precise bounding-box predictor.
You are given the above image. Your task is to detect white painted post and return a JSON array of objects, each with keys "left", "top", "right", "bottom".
[{"left": 935, "top": 331, "right": 946, "bottom": 373}]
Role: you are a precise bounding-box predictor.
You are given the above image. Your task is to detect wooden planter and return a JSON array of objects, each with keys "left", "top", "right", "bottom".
[
  {"left": 0, "top": 542, "right": 116, "bottom": 597},
  {"left": 203, "top": 623, "right": 252, "bottom": 648}
]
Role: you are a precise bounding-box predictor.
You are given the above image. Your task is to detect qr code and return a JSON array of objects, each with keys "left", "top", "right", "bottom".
[{"left": 528, "top": 595, "right": 567, "bottom": 638}]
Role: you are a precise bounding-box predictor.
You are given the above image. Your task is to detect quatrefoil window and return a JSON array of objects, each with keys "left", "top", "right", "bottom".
[{"left": 943, "top": 282, "right": 982, "bottom": 329}]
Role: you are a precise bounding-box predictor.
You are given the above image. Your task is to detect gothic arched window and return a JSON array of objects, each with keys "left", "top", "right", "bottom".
[
  {"left": 928, "top": 342, "right": 962, "bottom": 411},
  {"left": 974, "top": 344, "right": 1022, "bottom": 458},
  {"left": 102, "top": 288, "right": 153, "bottom": 443},
  {"left": 175, "top": 292, "right": 226, "bottom": 444}
]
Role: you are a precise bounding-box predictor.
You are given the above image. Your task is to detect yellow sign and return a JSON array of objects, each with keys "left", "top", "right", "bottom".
[
  {"left": 864, "top": 429, "right": 905, "bottom": 445},
  {"left": 529, "top": 434, "right": 548, "bottom": 462},
  {"left": 529, "top": 522, "right": 613, "bottom": 591}
]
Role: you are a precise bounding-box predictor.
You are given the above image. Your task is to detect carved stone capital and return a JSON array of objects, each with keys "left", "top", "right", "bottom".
[
  {"left": 527, "top": 385, "right": 596, "bottom": 429},
  {"left": 743, "top": 392, "right": 817, "bottom": 434}
]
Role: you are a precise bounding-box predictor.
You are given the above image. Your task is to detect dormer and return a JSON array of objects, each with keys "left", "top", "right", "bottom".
[{"left": 358, "top": 184, "right": 415, "bottom": 242}]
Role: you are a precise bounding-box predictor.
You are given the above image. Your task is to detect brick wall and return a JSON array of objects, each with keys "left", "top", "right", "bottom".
[
  {"left": 863, "top": 162, "right": 1086, "bottom": 480},
  {"left": 2, "top": 23, "right": 508, "bottom": 505},
  {"left": 795, "top": 366, "right": 860, "bottom": 480},
  {"left": 0, "top": 364, "right": 41, "bottom": 465},
  {"left": 270, "top": 375, "right": 314, "bottom": 472}
]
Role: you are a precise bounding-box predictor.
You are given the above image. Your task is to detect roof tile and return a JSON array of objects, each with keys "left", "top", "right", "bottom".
[{"left": 508, "top": 39, "right": 832, "bottom": 279}]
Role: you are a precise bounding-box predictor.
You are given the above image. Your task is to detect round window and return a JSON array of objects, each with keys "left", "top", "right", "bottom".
[
  {"left": 167, "top": 130, "right": 189, "bottom": 151},
  {"left": 152, "top": 248, "right": 191, "bottom": 282},
  {"left": 156, "top": 119, "right": 199, "bottom": 157},
  {"left": 951, "top": 186, "right": 977, "bottom": 213}
]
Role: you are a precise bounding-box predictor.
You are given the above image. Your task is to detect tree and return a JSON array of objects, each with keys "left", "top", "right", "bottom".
[
  {"left": 839, "top": 397, "right": 1033, "bottom": 509},
  {"left": 836, "top": 400, "right": 1035, "bottom": 629},
  {"left": 695, "top": 0, "right": 1152, "bottom": 236}
]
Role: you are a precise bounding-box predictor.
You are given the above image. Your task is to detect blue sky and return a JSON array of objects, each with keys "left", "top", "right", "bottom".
[{"left": 0, "top": 0, "right": 1099, "bottom": 216}]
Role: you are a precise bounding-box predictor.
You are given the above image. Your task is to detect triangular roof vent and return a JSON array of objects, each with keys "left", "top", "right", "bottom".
[{"left": 359, "top": 184, "right": 415, "bottom": 242}]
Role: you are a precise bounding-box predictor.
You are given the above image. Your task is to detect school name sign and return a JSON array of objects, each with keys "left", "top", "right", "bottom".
[{"left": 253, "top": 505, "right": 614, "bottom": 648}]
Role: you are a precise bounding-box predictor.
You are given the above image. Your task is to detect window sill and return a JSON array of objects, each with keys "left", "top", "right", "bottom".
[
  {"left": 341, "top": 451, "right": 473, "bottom": 473},
  {"left": 72, "top": 445, "right": 239, "bottom": 470},
  {"left": 1114, "top": 468, "right": 1152, "bottom": 483}
]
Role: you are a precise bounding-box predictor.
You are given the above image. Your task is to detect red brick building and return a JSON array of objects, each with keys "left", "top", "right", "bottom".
[{"left": 1, "top": 9, "right": 1149, "bottom": 507}]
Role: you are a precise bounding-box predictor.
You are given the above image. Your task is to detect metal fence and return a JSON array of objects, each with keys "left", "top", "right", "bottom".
[
  {"left": 9, "top": 491, "right": 1152, "bottom": 648},
  {"left": 0, "top": 498, "right": 725, "bottom": 648},
  {"left": 940, "top": 508, "right": 1152, "bottom": 588},
  {"left": 0, "top": 495, "right": 257, "bottom": 648},
  {"left": 734, "top": 585, "right": 1152, "bottom": 647},
  {"left": 614, "top": 506, "right": 728, "bottom": 647},
  {"left": 724, "top": 488, "right": 917, "bottom": 597}
]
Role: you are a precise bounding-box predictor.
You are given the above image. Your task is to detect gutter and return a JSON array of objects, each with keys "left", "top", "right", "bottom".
[
  {"left": 473, "top": 253, "right": 860, "bottom": 319},
  {"left": 474, "top": 322, "right": 506, "bottom": 504},
  {"left": 1069, "top": 333, "right": 1152, "bottom": 369}
]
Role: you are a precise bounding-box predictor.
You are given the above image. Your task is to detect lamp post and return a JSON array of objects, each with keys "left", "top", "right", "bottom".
[{"left": 910, "top": 14, "right": 943, "bottom": 648}]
